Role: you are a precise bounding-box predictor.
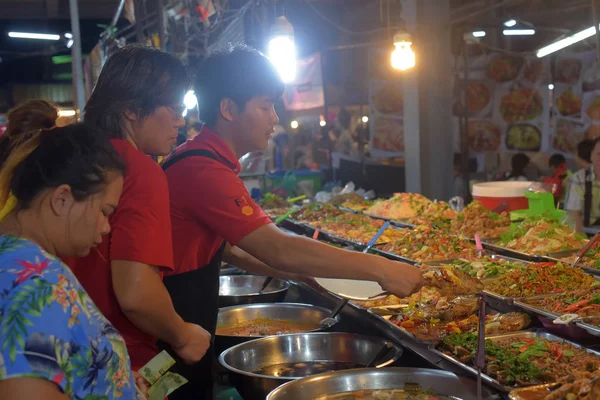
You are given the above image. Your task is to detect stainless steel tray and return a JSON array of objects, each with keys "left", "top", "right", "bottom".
[
  {"left": 481, "top": 239, "right": 549, "bottom": 262},
  {"left": 546, "top": 249, "right": 600, "bottom": 276},
  {"left": 513, "top": 294, "right": 560, "bottom": 320},
  {"left": 575, "top": 319, "right": 600, "bottom": 337},
  {"left": 431, "top": 329, "right": 600, "bottom": 393}
]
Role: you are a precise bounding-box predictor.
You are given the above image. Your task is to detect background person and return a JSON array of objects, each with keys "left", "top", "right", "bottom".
[{"left": 565, "top": 137, "right": 600, "bottom": 232}]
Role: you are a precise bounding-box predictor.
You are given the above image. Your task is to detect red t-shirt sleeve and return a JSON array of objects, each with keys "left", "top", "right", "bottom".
[
  {"left": 109, "top": 157, "right": 174, "bottom": 270},
  {"left": 180, "top": 160, "right": 272, "bottom": 245}
]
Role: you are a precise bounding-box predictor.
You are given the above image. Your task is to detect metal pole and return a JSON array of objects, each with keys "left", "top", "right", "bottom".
[
  {"left": 157, "top": 0, "right": 166, "bottom": 51},
  {"left": 592, "top": 0, "right": 600, "bottom": 59},
  {"left": 69, "top": 0, "right": 86, "bottom": 120},
  {"left": 461, "top": 39, "right": 472, "bottom": 203}
]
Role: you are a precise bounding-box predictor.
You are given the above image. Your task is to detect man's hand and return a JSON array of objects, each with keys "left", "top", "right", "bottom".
[
  {"left": 378, "top": 260, "right": 423, "bottom": 298},
  {"left": 171, "top": 323, "right": 212, "bottom": 364}
]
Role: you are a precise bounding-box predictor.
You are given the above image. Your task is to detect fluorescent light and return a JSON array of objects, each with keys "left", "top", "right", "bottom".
[
  {"left": 504, "top": 19, "right": 517, "bottom": 27},
  {"left": 548, "top": 84, "right": 555, "bottom": 90},
  {"left": 58, "top": 109, "right": 76, "bottom": 117},
  {"left": 362, "top": 116, "right": 369, "bottom": 123},
  {"left": 537, "top": 25, "right": 597, "bottom": 58},
  {"left": 66, "top": 39, "right": 74, "bottom": 48},
  {"left": 290, "top": 120, "right": 299, "bottom": 129},
  {"left": 64, "top": 32, "right": 73, "bottom": 39},
  {"left": 8, "top": 32, "right": 60, "bottom": 40},
  {"left": 503, "top": 29, "right": 535, "bottom": 36},
  {"left": 472, "top": 31, "right": 486, "bottom": 38}
]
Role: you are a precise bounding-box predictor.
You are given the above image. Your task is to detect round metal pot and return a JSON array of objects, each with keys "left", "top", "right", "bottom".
[{"left": 218, "top": 275, "right": 290, "bottom": 308}]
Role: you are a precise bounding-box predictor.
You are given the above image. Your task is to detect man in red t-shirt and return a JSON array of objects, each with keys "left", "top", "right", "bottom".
[
  {"left": 163, "top": 45, "right": 423, "bottom": 399},
  {"left": 68, "top": 45, "right": 210, "bottom": 371}
]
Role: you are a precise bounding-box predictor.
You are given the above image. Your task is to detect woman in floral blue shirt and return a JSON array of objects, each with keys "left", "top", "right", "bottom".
[{"left": 0, "top": 100, "right": 139, "bottom": 399}]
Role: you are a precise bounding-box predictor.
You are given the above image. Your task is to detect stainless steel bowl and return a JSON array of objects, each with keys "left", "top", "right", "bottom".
[
  {"left": 215, "top": 303, "right": 339, "bottom": 354},
  {"left": 219, "top": 332, "right": 402, "bottom": 400},
  {"left": 218, "top": 275, "right": 290, "bottom": 307},
  {"left": 267, "top": 367, "right": 495, "bottom": 400}
]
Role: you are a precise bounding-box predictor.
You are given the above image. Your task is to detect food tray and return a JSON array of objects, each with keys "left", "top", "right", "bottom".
[
  {"left": 368, "top": 247, "right": 418, "bottom": 265},
  {"left": 513, "top": 294, "right": 560, "bottom": 320},
  {"left": 367, "top": 304, "right": 511, "bottom": 347},
  {"left": 481, "top": 239, "right": 550, "bottom": 262},
  {"left": 546, "top": 249, "right": 600, "bottom": 276},
  {"left": 430, "top": 329, "right": 600, "bottom": 393},
  {"left": 575, "top": 320, "right": 600, "bottom": 337},
  {"left": 508, "top": 383, "right": 560, "bottom": 400},
  {"left": 361, "top": 213, "right": 416, "bottom": 228}
]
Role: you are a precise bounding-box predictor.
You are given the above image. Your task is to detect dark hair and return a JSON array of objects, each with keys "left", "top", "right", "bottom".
[
  {"left": 510, "top": 153, "right": 530, "bottom": 178},
  {"left": 548, "top": 153, "right": 566, "bottom": 168},
  {"left": 84, "top": 45, "right": 191, "bottom": 138},
  {"left": 195, "top": 44, "right": 285, "bottom": 126},
  {"left": 578, "top": 139, "right": 594, "bottom": 163},
  {"left": 0, "top": 100, "right": 125, "bottom": 211}
]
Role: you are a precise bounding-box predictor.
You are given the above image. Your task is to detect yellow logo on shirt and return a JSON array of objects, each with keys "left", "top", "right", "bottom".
[
  {"left": 241, "top": 205, "right": 254, "bottom": 216},
  {"left": 235, "top": 196, "right": 254, "bottom": 216}
]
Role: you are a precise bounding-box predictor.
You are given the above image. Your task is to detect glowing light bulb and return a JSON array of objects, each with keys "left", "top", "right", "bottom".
[
  {"left": 362, "top": 116, "right": 369, "bottom": 123},
  {"left": 391, "top": 32, "right": 415, "bottom": 71},
  {"left": 184, "top": 90, "right": 198, "bottom": 109},
  {"left": 319, "top": 120, "right": 326, "bottom": 127},
  {"left": 291, "top": 120, "right": 299, "bottom": 129},
  {"left": 268, "top": 16, "right": 297, "bottom": 83}
]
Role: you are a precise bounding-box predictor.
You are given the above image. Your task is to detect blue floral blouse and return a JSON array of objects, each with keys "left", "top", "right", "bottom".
[{"left": 0, "top": 235, "right": 137, "bottom": 399}]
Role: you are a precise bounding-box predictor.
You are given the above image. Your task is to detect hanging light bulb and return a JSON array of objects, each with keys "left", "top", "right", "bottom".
[
  {"left": 268, "top": 16, "right": 296, "bottom": 83},
  {"left": 391, "top": 31, "right": 415, "bottom": 71}
]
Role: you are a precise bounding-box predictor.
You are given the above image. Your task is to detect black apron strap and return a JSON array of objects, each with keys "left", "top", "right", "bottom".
[
  {"left": 161, "top": 149, "right": 218, "bottom": 171},
  {"left": 585, "top": 168, "right": 592, "bottom": 227},
  {"left": 159, "top": 149, "right": 226, "bottom": 400}
]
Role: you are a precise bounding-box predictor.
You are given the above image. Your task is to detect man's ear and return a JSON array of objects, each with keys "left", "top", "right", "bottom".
[
  {"left": 219, "top": 98, "right": 238, "bottom": 122},
  {"left": 49, "top": 185, "right": 75, "bottom": 217},
  {"left": 123, "top": 109, "right": 139, "bottom": 121}
]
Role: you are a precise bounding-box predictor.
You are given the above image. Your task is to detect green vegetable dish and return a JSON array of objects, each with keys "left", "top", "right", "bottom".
[{"left": 438, "top": 333, "right": 600, "bottom": 387}]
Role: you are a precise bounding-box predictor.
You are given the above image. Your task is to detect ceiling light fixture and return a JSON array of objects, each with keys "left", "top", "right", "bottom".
[
  {"left": 503, "top": 29, "right": 535, "bottom": 36},
  {"left": 537, "top": 25, "right": 598, "bottom": 57},
  {"left": 8, "top": 32, "right": 60, "bottom": 40}
]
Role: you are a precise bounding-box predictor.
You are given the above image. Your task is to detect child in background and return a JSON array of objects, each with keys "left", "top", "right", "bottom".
[{"left": 544, "top": 153, "right": 572, "bottom": 203}]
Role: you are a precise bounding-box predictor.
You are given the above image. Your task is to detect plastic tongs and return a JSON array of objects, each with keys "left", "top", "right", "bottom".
[{"left": 574, "top": 232, "right": 600, "bottom": 265}]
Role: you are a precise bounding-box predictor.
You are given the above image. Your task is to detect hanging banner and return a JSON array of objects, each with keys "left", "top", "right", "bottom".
[{"left": 282, "top": 53, "right": 324, "bottom": 111}]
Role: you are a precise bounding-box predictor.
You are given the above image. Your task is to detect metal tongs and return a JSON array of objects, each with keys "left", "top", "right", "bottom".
[
  {"left": 574, "top": 232, "right": 600, "bottom": 265},
  {"left": 476, "top": 294, "right": 486, "bottom": 400}
]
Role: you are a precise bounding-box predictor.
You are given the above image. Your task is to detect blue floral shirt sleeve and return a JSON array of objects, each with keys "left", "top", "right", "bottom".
[{"left": 0, "top": 236, "right": 137, "bottom": 399}]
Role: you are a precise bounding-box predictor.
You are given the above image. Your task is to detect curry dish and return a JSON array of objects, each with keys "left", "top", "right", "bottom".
[{"left": 216, "top": 317, "right": 318, "bottom": 336}]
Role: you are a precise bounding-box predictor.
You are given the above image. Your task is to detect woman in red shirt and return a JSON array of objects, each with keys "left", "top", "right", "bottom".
[{"left": 69, "top": 45, "right": 210, "bottom": 371}]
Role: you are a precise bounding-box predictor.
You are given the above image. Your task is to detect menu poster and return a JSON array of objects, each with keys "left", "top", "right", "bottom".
[{"left": 368, "top": 79, "right": 404, "bottom": 156}]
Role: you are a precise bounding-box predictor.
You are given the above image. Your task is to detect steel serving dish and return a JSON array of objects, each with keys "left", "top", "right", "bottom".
[
  {"left": 546, "top": 249, "right": 600, "bottom": 276},
  {"left": 514, "top": 293, "right": 600, "bottom": 338},
  {"left": 481, "top": 239, "right": 549, "bottom": 262},
  {"left": 215, "top": 303, "right": 340, "bottom": 354},
  {"left": 266, "top": 367, "right": 495, "bottom": 400},
  {"left": 218, "top": 275, "right": 290, "bottom": 307},
  {"left": 430, "top": 329, "right": 600, "bottom": 392},
  {"left": 219, "top": 332, "right": 402, "bottom": 400}
]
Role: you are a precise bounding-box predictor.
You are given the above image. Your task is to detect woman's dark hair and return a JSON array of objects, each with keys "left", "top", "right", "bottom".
[
  {"left": 578, "top": 139, "right": 594, "bottom": 163},
  {"left": 548, "top": 153, "right": 566, "bottom": 168},
  {"left": 84, "top": 45, "right": 191, "bottom": 138},
  {"left": 509, "top": 153, "right": 530, "bottom": 178},
  {"left": 0, "top": 100, "right": 125, "bottom": 210},
  {"left": 195, "top": 44, "right": 285, "bottom": 126}
]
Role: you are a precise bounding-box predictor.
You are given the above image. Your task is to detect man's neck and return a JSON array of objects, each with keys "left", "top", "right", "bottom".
[{"left": 208, "top": 123, "right": 246, "bottom": 159}]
